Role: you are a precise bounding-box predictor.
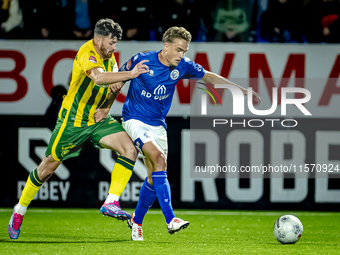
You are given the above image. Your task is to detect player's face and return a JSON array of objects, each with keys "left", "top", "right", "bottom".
[
  {"left": 163, "top": 38, "right": 189, "bottom": 66},
  {"left": 99, "top": 36, "right": 117, "bottom": 59}
]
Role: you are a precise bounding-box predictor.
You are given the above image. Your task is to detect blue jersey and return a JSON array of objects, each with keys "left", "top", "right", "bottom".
[{"left": 120, "top": 50, "right": 205, "bottom": 128}]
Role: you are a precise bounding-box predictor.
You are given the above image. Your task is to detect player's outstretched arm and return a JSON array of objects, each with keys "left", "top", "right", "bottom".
[
  {"left": 87, "top": 60, "right": 149, "bottom": 85},
  {"left": 202, "top": 71, "right": 261, "bottom": 103}
]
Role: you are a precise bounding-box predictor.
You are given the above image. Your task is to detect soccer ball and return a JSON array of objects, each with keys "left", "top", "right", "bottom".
[{"left": 273, "top": 215, "right": 303, "bottom": 244}]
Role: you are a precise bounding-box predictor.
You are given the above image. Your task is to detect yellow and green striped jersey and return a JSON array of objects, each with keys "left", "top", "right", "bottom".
[{"left": 59, "top": 39, "right": 117, "bottom": 127}]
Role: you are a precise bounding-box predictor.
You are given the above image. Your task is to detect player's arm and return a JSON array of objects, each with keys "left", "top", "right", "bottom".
[
  {"left": 94, "top": 83, "right": 123, "bottom": 122},
  {"left": 201, "top": 71, "right": 261, "bottom": 103},
  {"left": 87, "top": 60, "right": 149, "bottom": 85}
]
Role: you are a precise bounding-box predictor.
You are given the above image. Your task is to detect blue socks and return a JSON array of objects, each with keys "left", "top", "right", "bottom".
[
  {"left": 152, "top": 171, "right": 176, "bottom": 224},
  {"left": 133, "top": 178, "right": 156, "bottom": 224},
  {"left": 133, "top": 171, "right": 176, "bottom": 225}
]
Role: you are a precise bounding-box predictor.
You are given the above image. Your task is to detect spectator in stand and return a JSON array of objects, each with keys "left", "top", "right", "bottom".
[
  {"left": 72, "top": 0, "right": 92, "bottom": 39},
  {"left": 249, "top": 0, "right": 268, "bottom": 42},
  {"left": 18, "top": 0, "right": 47, "bottom": 39},
  {"left": 211, "top": 0, "right": 252, "bottom": 42},
  {"left": 196, "top": 0, "right": 219, "bottom": 41},
  {"left": 259, "top": 0, "right": 304, "bottom": 43},
  {"left": 40, "top": 1, "right": 73, "bottom": 39},
  {"left": 0, "top": 0, "right": 24, "bottom": 39},
  {"left": 108, "top": 0, "right": 155, "bottom": 41},
  {"left": 303, "top": 0, "right": 340, "bottom": 43},
  {"left": 3, "top": 0, "right": 73, "bottom": 39},
  {"left": 39, "top": 0, "right": 108, "bottom": 40},
  {"left": 153, "top": 0, "right": 202, "bottom": 41},
  {"left": 0, "top": 0, "right": 11, "bottom": 23}
]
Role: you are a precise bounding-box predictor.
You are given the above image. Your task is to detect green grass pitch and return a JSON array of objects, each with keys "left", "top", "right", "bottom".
[{"left": 0, "top": 208, "right": 339, "bottom": 254}]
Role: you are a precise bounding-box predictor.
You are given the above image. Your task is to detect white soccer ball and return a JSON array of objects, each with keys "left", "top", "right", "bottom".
[{"left": 273, "top": 215, "right": 303, "bottom": 244}]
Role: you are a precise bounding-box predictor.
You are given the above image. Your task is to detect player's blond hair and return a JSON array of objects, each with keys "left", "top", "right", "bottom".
[{"left": 162, "top": 27, "right": 192, "bottom": 44}]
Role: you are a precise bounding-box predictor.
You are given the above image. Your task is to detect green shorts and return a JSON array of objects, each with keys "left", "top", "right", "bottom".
[{"left": 46, "top": 115, "right": 125, "bottom": 161}]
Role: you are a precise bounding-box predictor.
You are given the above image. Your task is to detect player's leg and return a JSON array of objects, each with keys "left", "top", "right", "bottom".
[
  {"left": 9, "top": 155, "right": 61, "bottom": 239},
  {"left": 142, "top": 141, "right": 189, "bottom": 234},
  {"left": 100, "top": 131, "right": 137, "bottom": 197},
  {"left": 142, "top": 142, "right": 174, "bottom": 220},
  {"left": 133, "top": 158, "right": 156, "bottom": 223},
  {"left": 95, "top": 120, "right": 138, "bottom": 220},
  {"left": 128, "top": 158, "right": 156, "bottom": 240},
  {"left": 9, "top": 115, "right": 92, "bottom": 239},
  {"left": 122, "top": 119, "right": 189, "bottom": 235}
]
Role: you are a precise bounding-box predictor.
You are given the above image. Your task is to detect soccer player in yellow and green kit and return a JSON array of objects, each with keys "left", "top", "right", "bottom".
[{"left": 8, "top": 18, "right": 149, "bottom": 239}]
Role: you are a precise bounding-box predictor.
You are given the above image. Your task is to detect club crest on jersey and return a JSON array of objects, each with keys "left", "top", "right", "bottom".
[
  {"left": 170, "top": 69, "right": 179, "bottom": 80},
  {"left": 89, "top": 56, "right": 97, "bottom": 63}
]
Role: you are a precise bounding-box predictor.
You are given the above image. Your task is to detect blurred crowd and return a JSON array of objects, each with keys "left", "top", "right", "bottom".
[{"left": 1, "top": 0, "right": 339, "bottom": 43}]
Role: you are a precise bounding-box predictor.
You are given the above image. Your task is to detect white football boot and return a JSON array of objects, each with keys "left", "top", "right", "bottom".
[
  {"left": 167, "top": 217, "right": 190, "bottom": 235},
  {"left": 127, "top": 213, "right": 143, "bottom": 241}
]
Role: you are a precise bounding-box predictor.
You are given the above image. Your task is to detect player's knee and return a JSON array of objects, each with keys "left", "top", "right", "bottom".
[
  {"left": 153, "top": 151, "right": 167, "bottom": 170},
  {"left": 117, "top": 142, "right": 138, "bottom": 161},
  {"left": 131, "top": 146, "right": 138, "bottom": 160},
  {"left": 37, "top": 156, "right": 60, "bottom": 180},
  {"left": 122, "top": 144, "right": 138, "bottom": 161}
]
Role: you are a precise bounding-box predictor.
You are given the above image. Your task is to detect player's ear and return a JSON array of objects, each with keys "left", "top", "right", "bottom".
[{"left": 94, "top": 36, "right": 101, "bottom": 45}]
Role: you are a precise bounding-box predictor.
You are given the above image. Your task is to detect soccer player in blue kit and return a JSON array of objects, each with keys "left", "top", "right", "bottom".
[{"left": 117, "top": 26, "right": 261, "bottom": 241}]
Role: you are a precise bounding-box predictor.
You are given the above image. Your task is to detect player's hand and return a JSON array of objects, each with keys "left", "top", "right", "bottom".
[
  {"left": 242, "top": 88, "right": 262, "bottom": 103},
  {"left": 110, "top": 82, "right": 123, "bottom": 94},
  {"left": 131, "top": 60, "right": 149, "bottom": 78},
  {"left": 252, "top": 91, "right": 261, "bottom": 103},
  {"left": 94, "top": 108, "right": 109, "bottom": 123}
]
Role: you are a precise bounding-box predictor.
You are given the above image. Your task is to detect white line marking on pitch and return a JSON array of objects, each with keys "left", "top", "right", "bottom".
[{"left": 0, "top": 209, "right": 336, "bottom": 216}]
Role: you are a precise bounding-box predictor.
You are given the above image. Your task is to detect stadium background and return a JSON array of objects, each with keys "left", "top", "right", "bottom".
[{"left": 0, "top": 40, "right": 339, "bottom": 211}]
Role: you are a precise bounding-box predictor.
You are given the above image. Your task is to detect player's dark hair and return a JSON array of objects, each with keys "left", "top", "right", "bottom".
[
  {"left": 94, "top": 18, "right": 122, "bottom": 40},
  {"left": 162, "top": 27, "right": 192, "bottom": 44}
]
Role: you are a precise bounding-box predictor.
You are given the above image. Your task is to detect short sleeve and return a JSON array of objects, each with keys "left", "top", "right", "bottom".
[
  {"left": 78, "top": 51, "right": 102, "bottom": 73},
  {"left": 119, "top": 54, "right": 139, "bottom": 72},
  {"left": 182, "top": 57, "right": 206, "bottom": 79}
]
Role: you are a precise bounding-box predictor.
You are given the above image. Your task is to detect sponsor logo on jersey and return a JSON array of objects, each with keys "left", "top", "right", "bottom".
[
  {"left": 170, "top": 69, "right": 179, "bottom": 80},
  {"left": 154, "top": 85, "right": 166, "bottom": 95},
  {"left": 89, "top": 56, "right": 97, "bottom": 63},
  {"left": 141, "top": 89, "right": 170, "bottom": 100},
  {"left": 148, "top": 70, "right": 154, "bottom": 76},
  {"left": 61, "top": 150, "right": 70, "bottom": 157},
  {"left": 61, "top": 143, "right": 76, "bottom": 157},
  {"left": 62, "top": 143, "right": 76, "bottom": 150},
  {"left": 127, "top": 60, "right": 131, "bottom": 70}
]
